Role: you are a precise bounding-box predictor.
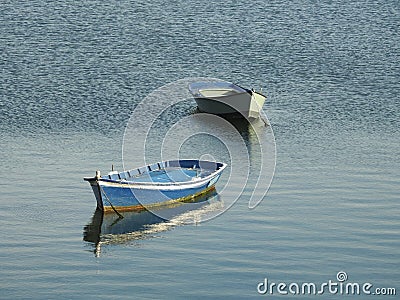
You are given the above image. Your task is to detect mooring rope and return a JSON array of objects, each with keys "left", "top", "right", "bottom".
[{"left": 98, "top": 183, "right": 124, "bottom": 219}]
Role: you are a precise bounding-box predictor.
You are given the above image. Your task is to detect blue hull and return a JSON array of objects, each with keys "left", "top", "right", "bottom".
[
  {"left": 85, "top": 159, "right": 226, "bottom": 213},
  {"left": 99, "top": 181, "right": 212, "bottom": 211}
]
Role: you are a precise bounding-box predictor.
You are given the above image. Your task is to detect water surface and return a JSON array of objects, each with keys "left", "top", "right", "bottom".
[{"left": 1, "top": 0, "right": 399, "bottom": 299}]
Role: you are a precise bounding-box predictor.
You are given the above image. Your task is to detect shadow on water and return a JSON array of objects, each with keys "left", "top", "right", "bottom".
[
  {"left": 83, "top": 189, "right": 222, "bottom": 257},
  {"left": 193, "top": 107, "right": 269, "bottom": 137}
]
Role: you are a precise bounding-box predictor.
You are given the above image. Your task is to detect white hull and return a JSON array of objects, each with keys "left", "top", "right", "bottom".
[{"left": 189, "top": 81, "right": 266, "bottom": 119}]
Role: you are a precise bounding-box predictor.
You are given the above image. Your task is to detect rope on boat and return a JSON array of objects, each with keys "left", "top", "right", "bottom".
[{"left": 98, "top": 183, "right": 124, "bottom": 219}]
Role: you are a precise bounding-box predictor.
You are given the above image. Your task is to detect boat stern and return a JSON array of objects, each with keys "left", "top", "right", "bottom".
[{"left": 248, "top": 91, "right": 266, "bottom": 119}]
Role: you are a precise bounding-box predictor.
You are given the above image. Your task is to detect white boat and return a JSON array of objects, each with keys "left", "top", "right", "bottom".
[{"left": 188, "top": 81, "right": 266, "bottom": 119}]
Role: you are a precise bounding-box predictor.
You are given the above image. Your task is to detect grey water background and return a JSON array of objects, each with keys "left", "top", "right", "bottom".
[{"left": 1, "top": 0, "right": 399, "bottom": 299}]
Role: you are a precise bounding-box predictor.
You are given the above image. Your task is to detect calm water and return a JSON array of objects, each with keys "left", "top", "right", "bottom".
[{"left": 1, "top": 0, "right": 399, "bottom": 299}]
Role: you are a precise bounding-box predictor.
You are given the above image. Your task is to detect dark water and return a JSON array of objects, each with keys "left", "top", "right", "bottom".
[{"left": 1, "top": 0, "right": 399, "bottom": 299}]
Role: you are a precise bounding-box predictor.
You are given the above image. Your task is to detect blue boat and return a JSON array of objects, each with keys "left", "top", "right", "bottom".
[{"left": 84, "top": 159, "right": 226, "bottom": 213}]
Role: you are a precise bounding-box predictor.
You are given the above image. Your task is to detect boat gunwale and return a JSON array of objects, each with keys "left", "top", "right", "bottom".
[
  {"left": 188, "top": 81, "right": 267, "bottom": 100},
  {"left": 97, "top": 160, "right": 227, "bottom": 188},
  {"left": 195, "top": 90, "right": 251, "bottom": 99}
]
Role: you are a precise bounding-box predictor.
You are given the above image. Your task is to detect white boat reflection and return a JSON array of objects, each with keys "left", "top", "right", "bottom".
[{"left": 83, "top": 189, "right": 222, "bottom": 257}]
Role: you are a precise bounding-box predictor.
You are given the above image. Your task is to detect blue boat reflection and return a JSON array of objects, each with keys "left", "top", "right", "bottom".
[{"left": 83, "top": 188, "right": 222, "bottom": 257}]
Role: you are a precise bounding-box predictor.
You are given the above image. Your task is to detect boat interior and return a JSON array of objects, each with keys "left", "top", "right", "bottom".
[
  {"left": 198, "top": 88, "right": 244, "bottom": 98},
  {"left": 103, "top": 160, "right": 222, "bottom": 183}
]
